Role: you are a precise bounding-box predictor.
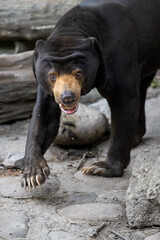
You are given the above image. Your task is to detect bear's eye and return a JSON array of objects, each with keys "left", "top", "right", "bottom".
[
  {"left": 75, "top": 71, "right": 83, "bottom": 79},
  {"left": 49, "top": 73, "right": 56, "bottom": 81}
]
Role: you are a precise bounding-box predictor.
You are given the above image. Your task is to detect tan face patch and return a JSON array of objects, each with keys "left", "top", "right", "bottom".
[{"left": 52, "top": 70, "right": 83, "bottom": 105}]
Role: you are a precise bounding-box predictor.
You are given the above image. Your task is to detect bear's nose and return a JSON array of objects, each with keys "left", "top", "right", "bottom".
[{"left": 61, "top": 91, "right": 76, "bottom": 105}]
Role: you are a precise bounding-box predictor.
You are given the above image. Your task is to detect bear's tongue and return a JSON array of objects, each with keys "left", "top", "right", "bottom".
[{"left": 59, "top": 103, "right": 79, "bottom": 115}]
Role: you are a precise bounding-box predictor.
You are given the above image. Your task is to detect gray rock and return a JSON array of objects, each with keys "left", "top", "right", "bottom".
[
  {"left": 58, "top": 203, "right": 123, "bottom": 220},
  {"left": 3, "top": 152, "right": 24, "bottom": 169},
  {"left": 0, "top": 175, "right": 60, "bottom": 199},
  {"left": 126, "top": 145, "right": 160, "bottom": 228},
  {"left": 145, "top": 233, "right": 160, "bottom": 240},
  {"left": 0, "top": 210, "right": 29, "bottom": 239},
  {"left": 54, "top": 103, "right": 108, "bottom": 146}
]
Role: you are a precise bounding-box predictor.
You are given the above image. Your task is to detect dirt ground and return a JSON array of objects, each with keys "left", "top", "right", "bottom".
[{"left": 0, "top": 75, "right": 160, "bottom": 239}]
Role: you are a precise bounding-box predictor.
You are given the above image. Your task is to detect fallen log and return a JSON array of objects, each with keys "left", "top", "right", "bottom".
[
  {"left": 0, "top": 0, "right": 80, "bottom": 42},
  {"left": 0, "top": 51, "right": 37, "bottom": 124}
]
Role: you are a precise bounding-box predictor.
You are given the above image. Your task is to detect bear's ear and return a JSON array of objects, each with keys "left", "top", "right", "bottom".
[
  {"left": 33, "top": 40, "right": 45, "bottom": 80},
  {"left": 34, "top": 40, "right": 45, "bottom": 59},
  {"left": 88, "top": 37, "right": 106, "bottom": 90},
  {"left": 35, "top": 39, "right": 44, "bottom": 49}
]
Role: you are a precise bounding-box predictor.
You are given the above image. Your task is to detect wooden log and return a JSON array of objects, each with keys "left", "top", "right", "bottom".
[
  {"left": 0, "top": 0, "right": 80, "bottom": 42},
  {"left": 0, "top": 51, "right": 37, "bottom": 124}
]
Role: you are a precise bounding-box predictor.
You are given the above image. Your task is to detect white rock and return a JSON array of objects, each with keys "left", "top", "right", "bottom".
[
  {"left": 90, "top": 99, "right": 111, "bottom": 124},
  {"left": 54, "top": 103, "right": 108, "bottom": 146}
]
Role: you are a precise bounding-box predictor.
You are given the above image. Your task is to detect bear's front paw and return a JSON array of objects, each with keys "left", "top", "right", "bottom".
[{"left": 21, "top": 157, "right": 50, "bottom": 190}]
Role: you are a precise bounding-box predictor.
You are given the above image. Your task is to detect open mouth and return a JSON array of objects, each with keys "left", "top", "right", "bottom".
[{"left": 59, "top": 102, "right": 79, "bottom": 115}]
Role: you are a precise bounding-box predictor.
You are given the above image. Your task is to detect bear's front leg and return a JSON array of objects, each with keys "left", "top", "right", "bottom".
[
  {"left": 82, "top": 83, "right": 140, "bottom": 177},
  {"left": 22, "top": 86, "right": 61, "bottom": 189}
]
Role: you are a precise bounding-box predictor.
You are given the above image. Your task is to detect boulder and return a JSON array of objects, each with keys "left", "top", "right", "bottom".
[
  {"left": 126, "top": 145, "right": 160, "bottom": 228},
  {"left": 90, "top": 98, "right": 111, "bottom": 124},
  {"left": 54, "top": 103, "right": 108, "bottom": 146}
]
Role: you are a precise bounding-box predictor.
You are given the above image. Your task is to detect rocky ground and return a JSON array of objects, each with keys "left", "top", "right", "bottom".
[{"left": 0, "top": 79, "right": 160, "bottom": 239}]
